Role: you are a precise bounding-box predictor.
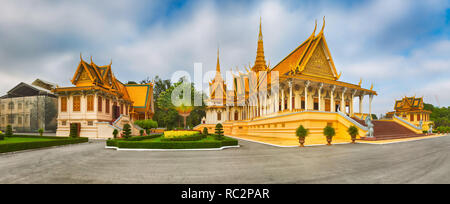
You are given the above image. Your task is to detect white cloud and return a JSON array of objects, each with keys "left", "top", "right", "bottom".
[{"left": 0, "top": 0, "right": 449, "bottom": 114}]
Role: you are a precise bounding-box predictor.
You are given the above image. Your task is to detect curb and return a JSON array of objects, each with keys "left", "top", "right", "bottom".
[{"left": 105, "top": 145, "right": 240, "bottom": 151}]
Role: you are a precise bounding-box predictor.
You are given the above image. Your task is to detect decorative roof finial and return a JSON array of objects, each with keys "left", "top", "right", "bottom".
[
  {"left": 320, "top": 16, "right": 326, "bottom": 33},
  {"left": 109, "top": 59, "right": 112, "bottom": 66},
  {"left": 90, "top": 56, "right": 93, "bottom": 64},
  {"left": 80, "top": 53, "right": 83, "bottom": 60}
]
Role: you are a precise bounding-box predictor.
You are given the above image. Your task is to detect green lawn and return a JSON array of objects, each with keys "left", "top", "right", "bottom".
[{"left": 0, "top": 137, "right": 57, "bottom": 144}]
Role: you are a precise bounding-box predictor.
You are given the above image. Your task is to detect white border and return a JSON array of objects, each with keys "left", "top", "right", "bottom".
[
  {"left": 105, "top": 145, "right": 240, "bottom": 151},
  {"left": 356, "top": 134, "right": 448, "bottom": 145},
  {"left": 225, "top": 135, "right": 351, "bottom": 147}
]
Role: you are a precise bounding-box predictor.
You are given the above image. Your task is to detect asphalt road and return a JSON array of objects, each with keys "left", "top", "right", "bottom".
[{"left": 1, "top": 135, "right": 450, "bottom": 184}]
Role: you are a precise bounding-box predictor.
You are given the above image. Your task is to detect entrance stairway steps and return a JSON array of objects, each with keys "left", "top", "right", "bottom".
[{"left": 351, "top": 117, "right": 424, "bottom": 141}]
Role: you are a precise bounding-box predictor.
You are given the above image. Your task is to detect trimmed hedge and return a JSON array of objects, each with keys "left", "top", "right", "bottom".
[
  {"left": 0, "top": 137, "right": 88, "bottom": 154},
  {"left": 108, "top": 136, "right": 238, "bottom": 149},
  {"left": 160, "top": 134, "right": 206, "bottom": 141},
  {"left": 106, "top": 134, "right": 162, "bottom": 147}
]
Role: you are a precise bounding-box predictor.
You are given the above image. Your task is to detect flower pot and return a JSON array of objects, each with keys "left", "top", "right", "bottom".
[
  {"left": 299, "top": 138, "right": 305, "bottom": 147},
  {"left": 327, "top": 137, "right": 332, "bottom": 146},
  {"left": 351, "top": 136, "right": 356, "bottom": 144}
]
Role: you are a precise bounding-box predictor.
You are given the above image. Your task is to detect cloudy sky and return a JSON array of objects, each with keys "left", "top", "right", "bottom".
[{"left": 0, "top": 0, "right": 449, "bottom": 115}]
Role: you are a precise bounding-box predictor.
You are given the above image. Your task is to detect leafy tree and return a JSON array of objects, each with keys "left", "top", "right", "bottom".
[
  {"left": 424, "top": 103, "right": 450, "bottom": 128},
  {"left": 112, "top": 129, "right": 119, "bottom": 139},
  {"left": 324, "top": 126, "right": 336, "bottom": 146},
  {"left": 123, "top": 124, "right": 132, "bottom": 139},
  {"left": 156, "top": 80, "right": 205, "bottom": 129},
  {"left": 347, "top": 125, "right": 359, "bottom": 144},
  {"left": 5, "top": 125, "right": 13, "bottom": 137},
  {"left": 127, "top": 81, "right": 138, "bottom": 84},
  {"left": 215, "top": 123, "right": 224, "bottom": 140},
  {"left": 296, "top": 125, "right": 309, "bottom": 147}
]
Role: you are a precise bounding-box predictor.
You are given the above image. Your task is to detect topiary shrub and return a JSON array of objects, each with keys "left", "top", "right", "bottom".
[
  {"left": 0, "top": 132, "right": 4, "bottom": 141},
  {"left": 296, "top": 125, "right": 309, "bottom": 147},
  {"left": 113, "top": 129, "right": 119, "bottom": 139},
  {"left": 347, "top": 125, "right": 359, "bottom": 144},
  {"left": 203, "top": 127, "right": 208, "bottom": 136},
  {"left": 123, "top": 124, "right": 132, "bottom": 139},
  {"left": 5, "top": 125, "right": 13, "bottom": 137},
  {"left": 69, "top": 124, "right": 78, "bottom": 138},
  {"left": 215, "top": 123, "right": 224, "bottom": 140},
  {"left": 140, "top": 129, "right": 144, "bottom": 136},
  {"left": 324, "top": 125, "right": 336, "bottom": 146},
  {"left": 38, "top": 128, "right": 44, "bottom": 137}
]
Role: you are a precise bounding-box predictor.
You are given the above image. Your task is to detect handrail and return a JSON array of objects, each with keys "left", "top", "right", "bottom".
[
  {"left": 393, "top": 115, "right": 422, "bottom": 130},
  {"left": 338, "top": 112, "right": 369, "bottom": 131}
]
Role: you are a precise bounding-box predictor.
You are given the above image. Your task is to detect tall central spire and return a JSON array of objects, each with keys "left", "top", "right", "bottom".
[
  {"left": 252, "top": 17, "right": 267, "bottom": 72},
  {"left": 216, "top": 47, "right": 221, "bottom": 73}
]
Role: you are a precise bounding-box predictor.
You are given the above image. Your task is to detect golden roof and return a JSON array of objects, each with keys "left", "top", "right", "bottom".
[{"left": 54, "top": 56, "right": 154, "bottom": 114}]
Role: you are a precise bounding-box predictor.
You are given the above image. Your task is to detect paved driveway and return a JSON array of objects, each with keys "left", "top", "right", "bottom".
[{"left": 1, "top": 135, "right": 450, "bottom": 184}]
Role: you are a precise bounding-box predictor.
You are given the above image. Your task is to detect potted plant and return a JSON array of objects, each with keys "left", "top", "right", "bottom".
[
  {"left": 324, "top": 125, "right": 336, "bottom": 146},
  {"left": 38, "top": 128, "right": 44, "bottom": 137},
  {"left": 347, "top": 125, "right": 359, "bottom": 144},
  {"left": 296, "top": 125, "right": 309, "bottom": 147}
]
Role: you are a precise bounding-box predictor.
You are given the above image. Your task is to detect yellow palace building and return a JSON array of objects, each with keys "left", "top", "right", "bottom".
[
  {"left": 195, "top": 18, "right": 426, "bottom": 144},
  {"left": 52, "top": 56, "right": 154, "bottom": 139},
  {"left": 385, "top": 96, "right": 432, "bottom": 130}
]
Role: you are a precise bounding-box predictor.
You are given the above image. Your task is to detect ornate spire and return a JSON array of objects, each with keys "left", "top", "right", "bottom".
[
  {"left": 216, "top": 47, "right": 220, "bottom": 73},
  {"left": 252, "top": 17, "right": 267, "bottom": 72}
]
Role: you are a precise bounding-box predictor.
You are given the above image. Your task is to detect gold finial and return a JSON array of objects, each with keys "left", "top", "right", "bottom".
[
  {"left": 370, "top": 83, "right": 374, "bottom": 91},
  {"left": 310, "top": 19, "right": 318, "bottom": 37},
  {"left": 358, "top": 78, "right": 362, "bottom": 86},
  {"left": 80, "top": 53, "right": 83, "bottom": 60},
  {"left": 320, "top": 16, "right": 325, "bottom": 33},
  {"left": 109, "top": 59, "right": 112, "bottom": 66},
  {"left": 337, "top": 71, "right": 342, "bottom": 80}
]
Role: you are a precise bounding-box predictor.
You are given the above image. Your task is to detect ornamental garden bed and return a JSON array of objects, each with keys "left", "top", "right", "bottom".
[
  {"left": 106, "top": 134, "right": 239, "bottom": 150},
  {"left": 0, "top": 135, "right": 89, "bottom": 154}
]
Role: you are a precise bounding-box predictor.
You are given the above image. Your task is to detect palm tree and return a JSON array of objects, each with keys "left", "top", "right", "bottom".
[
  {"left": 296, "top": 125, "right": 309, "bottom": 147},
  {"left": 324, "top": 126, "right": 336, "bottom": 146},
  {"left": 347, "top": 126, "right": 359, "bottom": 144},
  {"left": 175, "top": 103, "right": 193, "bottom": 129}
]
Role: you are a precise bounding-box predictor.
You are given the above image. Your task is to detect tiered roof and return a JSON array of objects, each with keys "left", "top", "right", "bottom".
[{"left": 54, "top": 56, "right": 154, "bottom": 113}]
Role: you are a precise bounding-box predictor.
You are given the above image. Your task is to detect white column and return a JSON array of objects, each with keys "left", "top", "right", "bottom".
[
  {"left": 281, "top": 89, "right": 285, "bottom": 111},
  {"left": 318, "top": 83, "right": 323, "bottom": 111},
  {"left": 350, "top": 90, "right": 357, "bottom": 117},
  {"left": 330, "top": 85, "right": 336, "bottom": 112},
  {"left": 369, "top": 94, "right": 374, "bottom": 119},
  {"left": 359, "top": 95, "right": 364, "bottom": 114},
  {"left": 341, "top": 88, "right": 347, "bottom": 113},
  {"left": 288, "top": 80, "right": 293, "bottom": 111},
  {"left": 304, "top": 81, "right": 310, "bottom": 111}
]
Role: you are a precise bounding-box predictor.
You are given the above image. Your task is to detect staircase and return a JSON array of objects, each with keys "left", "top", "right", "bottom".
[{"left": 352, "top": 118, "right": 425, "bottom": 140}]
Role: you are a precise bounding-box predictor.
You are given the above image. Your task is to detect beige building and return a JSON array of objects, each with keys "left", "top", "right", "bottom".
[{"left": 0, "top": 80, "right": 58, "bottom": 133}]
